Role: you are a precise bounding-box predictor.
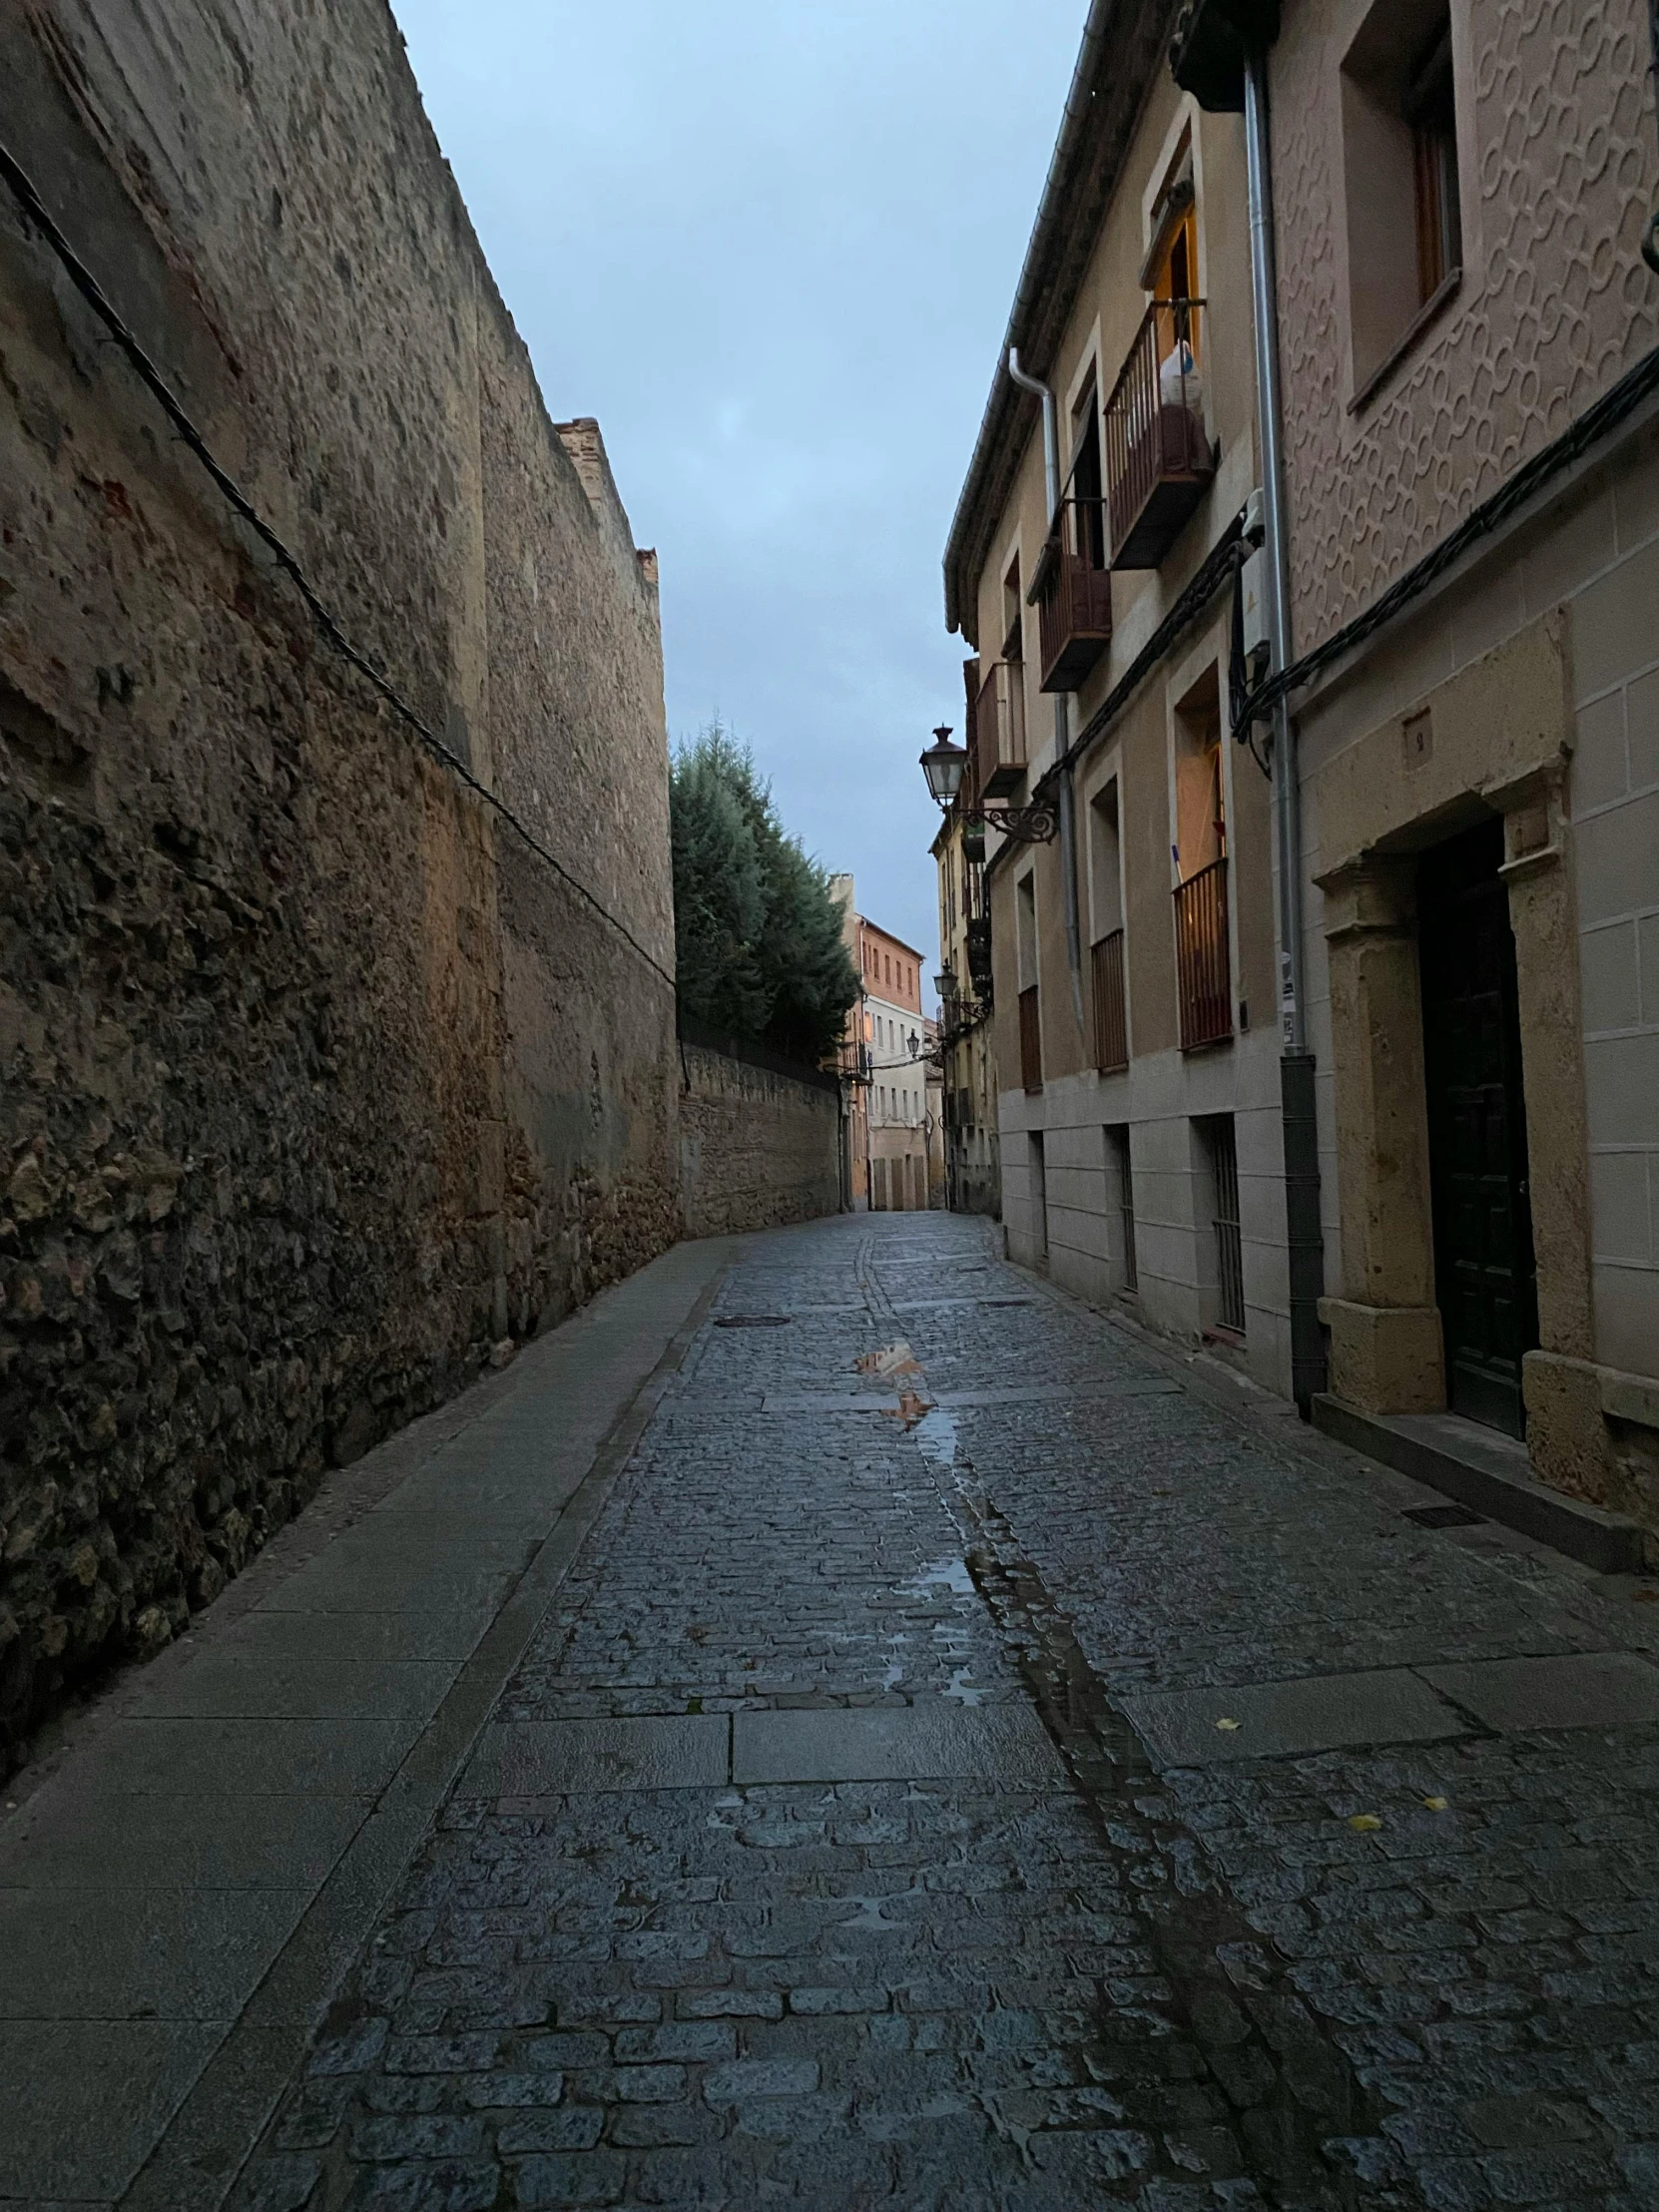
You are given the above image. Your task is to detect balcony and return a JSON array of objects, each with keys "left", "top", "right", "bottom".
[
  {"left": 1173, "top": 857, "right": 1232, "bottom": 1051},
  {"left": 1091, "top": 929, "right": 1128, "bottom": 1073},
  {"left": 1019, "top": 983, "right": 1042, "bottom": 1092},
  {"left": 971, "top": 661, "right": 1027, "bottom": 798},
  {"left": 964, "top": 915, "right": 993, "bottom": 999},
  {"left": 1035, "top": 498, "right": 1112, "bottom": 693},
  {"left": 1104, "top": 299, "right": 1216, "bottom": 570}
]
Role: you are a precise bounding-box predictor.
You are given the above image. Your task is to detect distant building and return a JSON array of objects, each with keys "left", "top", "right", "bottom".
[{"left": 830, "top": 876, "right": 937, "bottom": 1212}]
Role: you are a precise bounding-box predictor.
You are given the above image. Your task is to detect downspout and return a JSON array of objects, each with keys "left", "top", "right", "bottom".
[
  {"left": 1646, "top": 0, "right": 1659, "bottom": 273},
  {"left": 1243, "top": 52, "right": 1327, "bottom": 1413},
  {"left": 1007, "top": 347, "right": 1085, "bottom": 1040}
]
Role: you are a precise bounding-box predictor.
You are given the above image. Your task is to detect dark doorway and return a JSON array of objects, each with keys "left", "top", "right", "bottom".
[{"left": 1417, "top": 819, "right": 1538, "bottom": 1435}]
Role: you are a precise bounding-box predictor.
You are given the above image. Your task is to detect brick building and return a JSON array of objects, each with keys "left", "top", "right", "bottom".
[{"left": 831, "top": 876, "right": 940, "bottom": 1212}]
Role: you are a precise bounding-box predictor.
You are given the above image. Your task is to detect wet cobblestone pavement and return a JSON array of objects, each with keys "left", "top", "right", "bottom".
[{"left": 237, "top": 1214, "right": 1659, "bottom": 2209}]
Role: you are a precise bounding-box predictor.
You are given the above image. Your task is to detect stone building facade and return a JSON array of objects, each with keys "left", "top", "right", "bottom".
[
  {"left": 941, "top": 0, "right": 1294, "bottom": 1389},
  {"left": 0, "top": 0, "right": 679, "bottom": 1770},
  {"left": 932, "top": 804, "right": 1002, "bottom": 1217},
  {"left": 1172, "top": 0, "right": 1659, "bottom": 1536}
]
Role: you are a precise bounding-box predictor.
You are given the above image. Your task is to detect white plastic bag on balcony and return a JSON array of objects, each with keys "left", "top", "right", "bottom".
[{"left": 1159, "top": 339, "right": 1203, "bottom": 416}]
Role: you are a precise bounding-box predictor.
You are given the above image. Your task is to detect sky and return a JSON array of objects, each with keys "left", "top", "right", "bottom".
[{"left": 390, "top": 0, "right": 1084, "bottom": 991}]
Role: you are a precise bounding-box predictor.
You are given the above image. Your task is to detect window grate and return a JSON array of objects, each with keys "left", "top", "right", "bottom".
[
  {"left": 1210, "top": 1116, "right": 1244, "bottom": 1333},
  {"left": 1112, "top": 1124, "right": 1137, "bottom": 1292}
]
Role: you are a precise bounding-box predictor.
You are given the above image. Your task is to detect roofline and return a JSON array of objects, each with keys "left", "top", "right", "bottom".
[
  {"left": 853, "top": 915, "right": 929, "bottom": 967},
  {"left": 940, "top": 0, "right": 1181, "bottom": 644}
]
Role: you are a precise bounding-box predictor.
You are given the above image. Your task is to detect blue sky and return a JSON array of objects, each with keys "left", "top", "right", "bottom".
[{"left": 391, "top": 0, "right": 1083, "bottom": 985}]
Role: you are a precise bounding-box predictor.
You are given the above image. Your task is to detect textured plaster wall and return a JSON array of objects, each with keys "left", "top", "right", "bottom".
[
  {"left": 1272, "top": 0, "right": 1659, "bottom": 653},
  {"left": 0, "top": 0, "right": 678, "bottom": 1771},
  {"left": 678, "top": 1047, "right": 841, "bottom": 1239}
]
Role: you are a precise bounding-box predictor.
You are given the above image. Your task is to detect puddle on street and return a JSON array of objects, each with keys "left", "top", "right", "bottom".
[
  {"left": 855, "top": 1339, "right": 922, "bottom": 1381},
  {"left": 910, "top": 1403, "right": 959, "bottom": 1464},
  {"left": 898, "top": 1555, "right": 976, "bottom": 1599}
]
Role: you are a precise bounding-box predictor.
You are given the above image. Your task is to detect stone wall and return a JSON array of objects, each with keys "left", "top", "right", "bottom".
[
  {"left": 680, "top": 1044, "right": 842, "bottom": 1238},
  {"left": 0, "top": 0, "right": 679, "bottom": 1772}
]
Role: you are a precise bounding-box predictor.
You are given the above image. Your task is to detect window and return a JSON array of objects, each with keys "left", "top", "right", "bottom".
[
  {"left": 1341, "top": 0, "right": 1461, "bottom": 402},
  {"left": 1172, "top": 667, "right": 1225, "bottom": 886},
  {"left": 1145, "top": 143, "right": 1196, "bottom": 307},
  {"left": 1198, "top": 1115, "right": 1244, "bottom": 1336},
  {"left": 1002, "top": 555, "right": 1023, "bottom": 664},
  {"left": 1408, "top": 23, "right": 1460, "bottom": 304},
  {"left": 1108, "top": 1124, "right": 1137, "bottom": 1292},
  {"left": 1016, "top": 872, "right": 1038, "bottom": 991},
  {"left": 1068, "top": 374, "right": 1107, "bottom": 568}
]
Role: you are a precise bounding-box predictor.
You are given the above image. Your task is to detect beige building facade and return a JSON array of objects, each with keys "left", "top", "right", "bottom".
[
  {"left": 1174, "top": 0, "right": 1659, "bottom": 1536},
  {"left": 932, "top": 805, "right": 1002, "bottom": 1216},
  {"left": 942, "top": 0, "right": 1297, "bottom": 1391}
]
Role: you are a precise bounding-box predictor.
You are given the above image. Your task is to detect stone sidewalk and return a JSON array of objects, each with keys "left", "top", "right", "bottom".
[
  {"left": 10, "top": 1211, "right": 1659, "bottom": 2208},
  {"left": 0, "top": 1236, "right": 738, "bottom": 2210}
]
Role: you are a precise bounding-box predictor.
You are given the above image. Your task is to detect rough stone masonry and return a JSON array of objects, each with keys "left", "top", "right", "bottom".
[{"left": 0, "top": 0, "right": 681, "bottom": 1773}]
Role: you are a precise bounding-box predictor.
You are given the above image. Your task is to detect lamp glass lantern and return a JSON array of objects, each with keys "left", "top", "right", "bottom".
[{"left": 919, "top": 725, "right": 967, "bottom": 810}]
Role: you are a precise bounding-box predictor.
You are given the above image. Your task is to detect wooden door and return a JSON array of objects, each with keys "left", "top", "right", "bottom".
[{"left": 1417, "top": 821, "right": 1538, "bottom": 1435}]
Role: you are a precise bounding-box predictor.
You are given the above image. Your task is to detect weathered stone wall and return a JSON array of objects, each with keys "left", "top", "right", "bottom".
[
  {"left": 680, "top": 1045, "right": 842, "bottom": 1238},
  {"left": 0, "top": 0, "right": 679, "bottom": 1771}
]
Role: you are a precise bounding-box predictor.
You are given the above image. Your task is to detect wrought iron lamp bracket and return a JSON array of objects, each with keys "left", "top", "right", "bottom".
[{"left": 954, "top": 803, "right": 1057, "bottom": 844}]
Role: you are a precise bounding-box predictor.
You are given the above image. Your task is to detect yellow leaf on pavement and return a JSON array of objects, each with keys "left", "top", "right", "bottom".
[
  {"left": 1348, "top": 1813, "right": 1382, "bottom": 1832},
  {"left": 1215, "top": 1717, "right": 1241, "bottom": 1732},
  {"left": 1421, "top": 1796, "right": 1448, "bottom": 1812}
]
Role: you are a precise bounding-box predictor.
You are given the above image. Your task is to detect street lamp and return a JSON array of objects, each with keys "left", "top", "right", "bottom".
[
  {"left": 916, "top": 725, "right": 1056, "bottom": 842},
  {"left": 919, "top": 728, "right": 968, "bottom": 809}
]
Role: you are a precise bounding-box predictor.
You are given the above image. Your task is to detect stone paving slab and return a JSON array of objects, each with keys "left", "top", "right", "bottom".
[
  {"left": 0, "top": 1788, "right": 372, "bottom": 1895},
  {"left": 458, "top": 1715, "right": 732, "bottom": 1794},
  {"left": 0, "top": 1887, "right": 310, "bottom": 2021},
  {"left": 0, "top": 2020, "right": 228, "bottom": 2202},
  {"left": 1120, "top": 1666, "right": 1465, "bottom": 1767},
  {"left": 731, "top": 1701, "right": 1060, "bottom": 1783},
  {"left": 131, "top": 1656, "right": 456, "bottom": 1723},
  {"left": 74, "top": 1716, "right": 424, "bottom": 1798},
  {"left": 1421, "top": 1649, "right": 1659, "bottom": 1731}
]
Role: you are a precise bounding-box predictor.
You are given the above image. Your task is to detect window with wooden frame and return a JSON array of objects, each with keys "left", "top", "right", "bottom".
[
  {"left": 1341, "top": 0, "right": 1462, "bottom": 406},
  {"left": 1002, "top": 554, "right": 1023, "bottom": 665},
  {"left": 1406, "top": 19, "right": 1460, "bottom": 305}
]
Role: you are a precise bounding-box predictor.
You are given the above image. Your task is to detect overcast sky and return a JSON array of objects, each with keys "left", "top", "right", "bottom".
[{"left": 390, "top": 0, "right": 1083, "bottom": 986}]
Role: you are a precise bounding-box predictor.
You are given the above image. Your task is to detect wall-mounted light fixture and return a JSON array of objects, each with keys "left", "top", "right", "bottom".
[{"left": 918, "top": 727, "right": 1056, "bottom": 842}]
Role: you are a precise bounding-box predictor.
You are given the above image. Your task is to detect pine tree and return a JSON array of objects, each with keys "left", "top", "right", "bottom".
[{"left": 669, "top": 724, "right": 858, "bottom": 1064}]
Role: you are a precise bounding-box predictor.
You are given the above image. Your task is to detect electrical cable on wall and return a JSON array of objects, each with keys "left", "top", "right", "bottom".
[
  {"left": 0, "top": 137, "right": 678, "bottom": 997},
  {"left": 1233, "top": 336, "right": 1659, "bottom": 734}
]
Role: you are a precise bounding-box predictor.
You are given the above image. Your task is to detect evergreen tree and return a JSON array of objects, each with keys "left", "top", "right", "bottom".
[{"left": 669, "top": 724, "right": 858, "bottom": 1064}]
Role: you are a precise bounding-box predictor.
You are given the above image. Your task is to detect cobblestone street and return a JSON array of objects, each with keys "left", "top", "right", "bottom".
[{"left": 208, "top": 1212, "right": 1659, "bottom": 2212}]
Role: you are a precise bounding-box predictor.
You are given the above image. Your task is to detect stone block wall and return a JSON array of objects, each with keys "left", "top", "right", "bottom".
[
  {"left": 0, "top": 0, "right": 679, "bottom": 1771},
  {"left": 680, "top": 1045, "right": 842, "bottom": 1238}
]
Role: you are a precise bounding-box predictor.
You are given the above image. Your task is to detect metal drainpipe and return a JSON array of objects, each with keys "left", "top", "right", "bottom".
[
  {"left": 1243, "top": 50, "right": 1328, "bottom": 1415},
  {"left": 1646, "top": 0, "right": 1659, "bottom": 272},
  {"left": 1007, "top": 347, "right": 1086, "bottom": 1039}
]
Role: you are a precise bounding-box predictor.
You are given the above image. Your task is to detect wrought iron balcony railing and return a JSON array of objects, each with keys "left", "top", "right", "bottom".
[
  {"left": 1173, "top": 857, "right": 1232, "bottom": 1051},
  {"left": 1091, "top": 928, "right": 1128, "bottom": 1073},
  {"left": 1104, "top": 298, "right": 1216, "bottom": 570},
  {"left": 964, "top": 915, "right": 993, "bottom": 999},
  {"left": 1035, "top": 497, "right": 1112, "bottom": 693}
]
